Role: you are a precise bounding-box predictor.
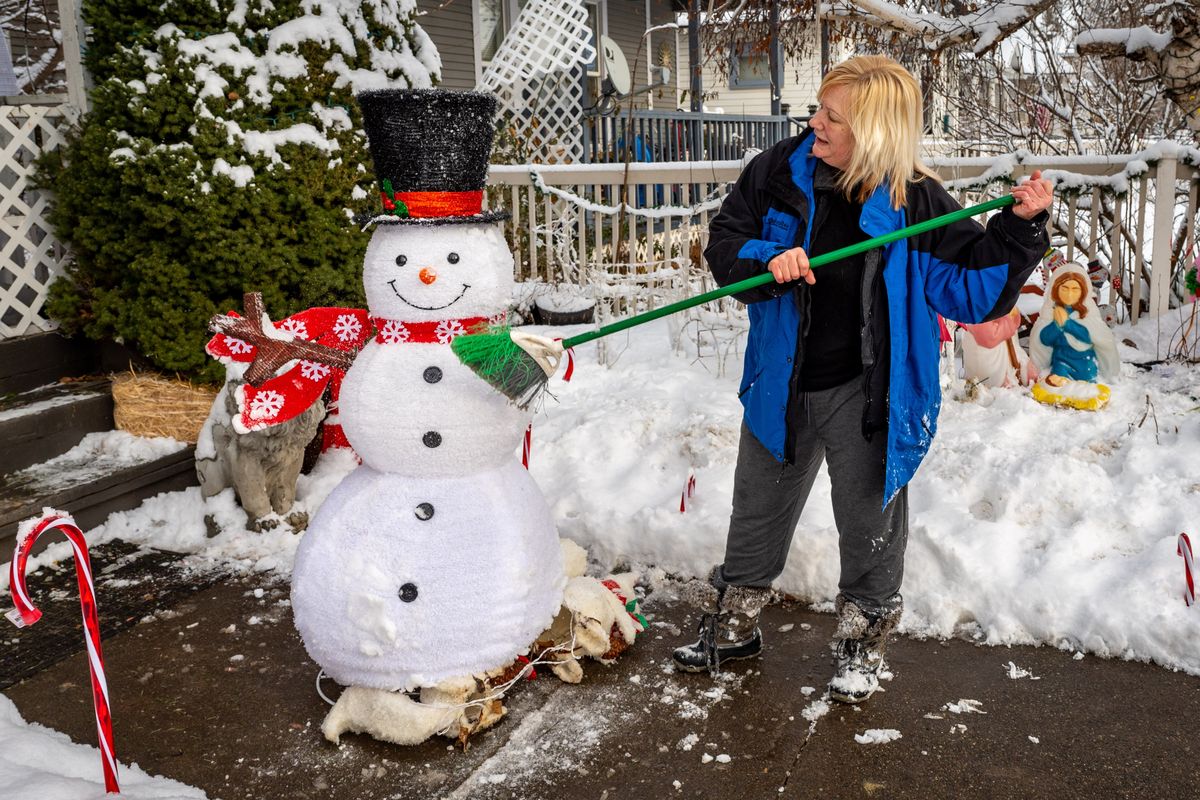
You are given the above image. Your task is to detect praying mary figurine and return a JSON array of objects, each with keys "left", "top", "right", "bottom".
[{"left": 1029, "top": 262, "right": 1120, "bottom": 410}]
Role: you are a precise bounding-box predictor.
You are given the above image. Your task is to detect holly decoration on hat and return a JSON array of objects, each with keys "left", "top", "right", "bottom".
[{"left": 380, "top": 178, "right": 410, "bottom": 218}]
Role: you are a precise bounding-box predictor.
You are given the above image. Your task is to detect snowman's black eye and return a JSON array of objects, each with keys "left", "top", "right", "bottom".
[
  {"left": 394, "top": 254, "right": 407, "bottom": 267},
  {"left": 446, "top": 252, "right": 460, "bottom": 264}
]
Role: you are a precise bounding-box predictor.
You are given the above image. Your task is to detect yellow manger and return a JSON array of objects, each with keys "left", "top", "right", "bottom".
[{"left": 1030, "top": 378, "right": 1111, "bottom": 411}]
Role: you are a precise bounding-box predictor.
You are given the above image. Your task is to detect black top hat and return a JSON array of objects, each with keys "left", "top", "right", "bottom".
[{"left": 356, "top": 88, "right": 509, "bottom": 226}]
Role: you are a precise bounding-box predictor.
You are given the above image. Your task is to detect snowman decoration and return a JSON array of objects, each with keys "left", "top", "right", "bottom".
[{"left": 289, "top": 90, "right": 567, "bottom": 745}]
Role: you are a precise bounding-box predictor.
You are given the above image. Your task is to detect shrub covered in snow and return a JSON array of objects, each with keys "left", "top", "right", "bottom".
[{"left": 41, "top": 0, "right": 439, "bottom": 380}]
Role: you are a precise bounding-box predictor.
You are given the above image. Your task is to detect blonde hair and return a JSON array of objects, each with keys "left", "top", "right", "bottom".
[{"left": 817, "top": 55, "right": 938, "bottom": 209}]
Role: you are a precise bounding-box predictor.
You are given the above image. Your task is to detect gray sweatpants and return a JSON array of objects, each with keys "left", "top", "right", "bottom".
[{"left": 716, "top": 378, "right": 908, "bottom": 613}]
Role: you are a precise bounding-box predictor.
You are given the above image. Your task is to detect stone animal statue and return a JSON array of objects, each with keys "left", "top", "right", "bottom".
[{"left": 196, "top": 374, "right": 324, "bottom": 526}]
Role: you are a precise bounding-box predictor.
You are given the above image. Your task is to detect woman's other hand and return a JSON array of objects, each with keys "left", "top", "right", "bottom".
[
  {"left": 768, "top": 247, "right": 816, "bottom": 285},
  {"left": 1012, "top": 169, "right": 1054, "bottom": 220},
  {"left": 1053, "top": 305, "right": 1068, "bottom": 326}
]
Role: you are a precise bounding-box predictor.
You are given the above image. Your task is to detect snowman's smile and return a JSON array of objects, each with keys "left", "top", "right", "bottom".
[{"left": 388, "top": 280, "right": 471, "bottom": 311}]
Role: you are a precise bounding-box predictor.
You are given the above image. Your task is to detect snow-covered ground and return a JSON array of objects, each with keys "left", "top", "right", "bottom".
[
  {"left": 2, "top": 303, "right": 1198, "bottom": 794},
  {"left": 0, "top": 695, "right": 206, "bottom": 799}
]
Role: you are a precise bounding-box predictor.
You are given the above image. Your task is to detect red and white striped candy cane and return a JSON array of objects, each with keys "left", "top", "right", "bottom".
[
  {"left": 7, "top": 513, "right": 120, "bottom": 794},
  {"left": 679, "top": 471, "right": 696, "bottom": 513},
  {"left": 1179, "top": 532, "right": 1195, "bottom": 608},
  {"left": 521, "top": 423, "right": 532, "bottom": 470}
]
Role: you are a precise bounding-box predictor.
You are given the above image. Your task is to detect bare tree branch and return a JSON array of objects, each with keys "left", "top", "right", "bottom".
[
  {"left": 1076, "top": 3, "right": 1200, "bottom": 131},
  {"left": 821, "top": 0, "right": 1058, "bottom": 54}
]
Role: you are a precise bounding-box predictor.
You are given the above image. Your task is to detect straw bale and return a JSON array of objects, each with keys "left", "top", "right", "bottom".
[{"left": 111, "top": 370, "right": 219, "bottom": 444}]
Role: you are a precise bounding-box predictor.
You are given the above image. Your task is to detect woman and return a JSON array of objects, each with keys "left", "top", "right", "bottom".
[{"left": 671, "top": 55, "right": 1053, "bottom": 703}]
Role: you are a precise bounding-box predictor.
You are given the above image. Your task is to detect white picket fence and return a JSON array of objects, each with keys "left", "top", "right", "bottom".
[
  {"left": 488, "top": 145, "right": 1200, "bottom": 328},
  {"left": 0, "top": 99, "right": 74, "bottom": 338}
]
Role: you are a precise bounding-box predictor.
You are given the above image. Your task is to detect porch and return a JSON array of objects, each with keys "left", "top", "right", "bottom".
[{"left": 581, "top": 108, "right": 805, "bottom": 163}]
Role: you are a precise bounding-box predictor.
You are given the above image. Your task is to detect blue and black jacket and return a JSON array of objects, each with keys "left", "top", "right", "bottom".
[{"left": 705, "top": 131, "right": 1048, "bottom": 505}]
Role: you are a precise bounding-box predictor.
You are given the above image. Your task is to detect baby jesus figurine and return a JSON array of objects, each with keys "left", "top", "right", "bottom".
[
  {"left": 959, "top": 307, "right": 1038, "bottom": 390},
  {"left": 1028, "top": 263, "right": 1120, "bottom": 410}
]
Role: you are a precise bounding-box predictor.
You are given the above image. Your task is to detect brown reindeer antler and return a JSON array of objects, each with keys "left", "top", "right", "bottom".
[{"left": 209, "top": 292, "right": 356, "bottom": 386}]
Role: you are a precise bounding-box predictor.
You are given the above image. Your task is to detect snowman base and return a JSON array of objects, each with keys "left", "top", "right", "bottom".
[{"left": 319, "top": 541, "right": 644, "bottom": 748}]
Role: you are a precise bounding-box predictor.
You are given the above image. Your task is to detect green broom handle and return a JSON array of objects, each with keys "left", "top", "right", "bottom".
[{"left": 561, "top": 194, "right": 1015, "bottom": 349}]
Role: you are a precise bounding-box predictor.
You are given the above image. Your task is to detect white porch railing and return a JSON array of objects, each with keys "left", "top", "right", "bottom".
[
  {"left": 488, "top": 145, "right": 1200, "bottom": 327},
  {"left": 4, "top": 143, "right": 1196, "bottom": 341}
]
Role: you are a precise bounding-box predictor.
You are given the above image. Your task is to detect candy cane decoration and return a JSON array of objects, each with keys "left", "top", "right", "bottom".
[
  {"left": 679, "top": 471, "right": 696, "bottom": 513},
  {"left": 521, "top": 424, "right": 532, "bottom": 469},
  {"left": 7, "top": 513, "right": 120, "bottom": 794},
  {"left": 1179, "top": 532, "right": 1195, "bottom": 607}
]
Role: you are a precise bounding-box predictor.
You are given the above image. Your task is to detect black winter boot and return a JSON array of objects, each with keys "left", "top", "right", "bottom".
[
  {"left": 672, "top": 582, "right": 772, "bottom": 676},
  {"left": 828, "top": 593, "right": 902, "bottom": 704}
]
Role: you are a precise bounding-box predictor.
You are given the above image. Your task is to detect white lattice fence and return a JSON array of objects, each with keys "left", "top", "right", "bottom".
[
  {"left": 0, "top": 102, "right": 72, "bottom": 339},
  {"left": 478, "top": 0, "right": 593, "bottom": 163}
]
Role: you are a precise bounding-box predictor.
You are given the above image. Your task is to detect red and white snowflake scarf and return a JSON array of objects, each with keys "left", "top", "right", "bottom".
[
  {"left": 206, "top": 310, "right": 505, "bottom": 438},
  {"left": 206, "top": 307, "right": 371, "bottom": 438}
]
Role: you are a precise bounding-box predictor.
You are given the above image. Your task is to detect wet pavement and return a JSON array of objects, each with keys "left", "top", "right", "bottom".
[{"left": 3, "top": 544, "right": 1197, "bottom": 799}]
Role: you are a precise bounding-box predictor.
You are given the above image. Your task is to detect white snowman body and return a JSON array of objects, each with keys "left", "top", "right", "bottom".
[
  {"left": 292, "top": 461, "right": 563, "bottom": 690},
  {"left": 292, "top": 221, "right": 565, "bottom": 691}
]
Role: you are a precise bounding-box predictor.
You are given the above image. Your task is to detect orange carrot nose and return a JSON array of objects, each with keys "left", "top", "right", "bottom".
[{"left": 419, "top": 267, "right": 437, "bottom": 285}]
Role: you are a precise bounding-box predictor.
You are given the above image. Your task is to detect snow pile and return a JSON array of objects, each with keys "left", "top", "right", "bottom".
[
  {"left": 532, "top": 317, "right": 1200, "bottom": 677},
  {"left": 7, "top": 432, "right": 186, "bottom": 508},
  {"left": 0, "top": 696, "right": 206, "bottom": 800},
  {"left": 5, "top": 306, "right": 1200, "bottom": 678}
]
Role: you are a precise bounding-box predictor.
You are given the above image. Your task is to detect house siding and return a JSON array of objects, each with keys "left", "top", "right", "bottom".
[
  {"left": 416, "top": 0, "right": 478, "bottom": 90},
  {"left": 414, "top": 0, "right": 679, "bottom": 102},
  {"left": 600, "top": 0, "right": 675, "bottom": 110},
  {"left": 675, "top": 25, "right": 826, "bottom": 117}
]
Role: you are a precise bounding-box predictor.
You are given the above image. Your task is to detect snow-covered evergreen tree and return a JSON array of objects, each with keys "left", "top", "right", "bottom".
[{"left": 43, "top": 0, "right": 439, "bottom": 379}]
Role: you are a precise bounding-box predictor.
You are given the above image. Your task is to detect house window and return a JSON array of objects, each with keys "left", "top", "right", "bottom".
[
  {"left": 479, "top": 0, "right": 508, "bottom": 65},
  {"left": 730, "top": 41, "right": 776, "bottom": 90},
  {"left": 584, "top": 0, "right": 604, "bottom": 103}
]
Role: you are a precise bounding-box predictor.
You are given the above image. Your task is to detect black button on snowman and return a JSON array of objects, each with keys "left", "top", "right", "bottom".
[{"left": 291, "top": 89, "right": 565, "bottom": 695}]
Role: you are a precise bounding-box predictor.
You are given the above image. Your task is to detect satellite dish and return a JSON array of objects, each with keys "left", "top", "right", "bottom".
[{"left": 599, "top": 35, "right": 631, "bottom": 96}]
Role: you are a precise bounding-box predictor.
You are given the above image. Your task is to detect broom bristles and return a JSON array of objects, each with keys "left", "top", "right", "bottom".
[{"left": 452, "top": 324, "right": 551, "bottom": 407}]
